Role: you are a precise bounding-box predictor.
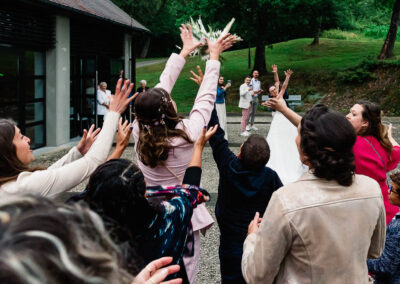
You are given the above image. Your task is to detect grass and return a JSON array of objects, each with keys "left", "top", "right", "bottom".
[{"left": 136, "top": 37, "right": 400, "bottom": 113}]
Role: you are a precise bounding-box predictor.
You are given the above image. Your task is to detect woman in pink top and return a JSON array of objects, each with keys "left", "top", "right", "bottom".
[
  {"left": 132, "top": 25, "right": 235, "bottom": 283},
  {"left": 346, "top": 100, "right": 400, "bottom": 224}
]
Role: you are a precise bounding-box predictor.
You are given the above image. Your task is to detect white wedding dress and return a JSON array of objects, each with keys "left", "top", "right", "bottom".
[{"left": 266, "top": 111, "right": 307, "bottom": 185}]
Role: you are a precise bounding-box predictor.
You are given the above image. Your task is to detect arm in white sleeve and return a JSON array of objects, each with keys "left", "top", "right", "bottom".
[
  {"left": 48, "top": 147, "right": 83, "bottom": 169},
  {"left": 242, "top": 192, "right": 292, "bottom": 284},
  {"left": 154, "top": 53, "right": 186, "bottom": 94},
  {"left": 16, "top": 112, "right": 120, "bottom": 198}
]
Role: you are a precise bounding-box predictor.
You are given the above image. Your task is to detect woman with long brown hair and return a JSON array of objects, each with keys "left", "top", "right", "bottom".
[
  {"left": 132, "top": 25, "right": 234, "bottom": 283},
  {"left": 0, "top": 79, "right": 134, "bottom": 198}
]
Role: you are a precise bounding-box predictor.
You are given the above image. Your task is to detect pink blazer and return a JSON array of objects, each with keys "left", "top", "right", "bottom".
[
  {"left": 353, "top": 136, "right": 400, "bottom": 224},
  {"left": 132, "top": 53, "right": 220, "bottom": 232}
]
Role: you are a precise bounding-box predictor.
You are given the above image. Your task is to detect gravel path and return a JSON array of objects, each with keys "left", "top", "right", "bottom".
[{"left": 32, "top": 114, "right": 400, "bottom": 284}]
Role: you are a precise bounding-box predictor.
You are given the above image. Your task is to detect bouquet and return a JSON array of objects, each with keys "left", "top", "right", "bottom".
[{"left": 178, "top": 17, "right": 242, "bottom": 60}]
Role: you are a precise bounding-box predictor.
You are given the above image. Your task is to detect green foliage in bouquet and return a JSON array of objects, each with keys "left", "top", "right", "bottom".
[{"left": 178, "top": 17, "right": 242, "bottom": 60}]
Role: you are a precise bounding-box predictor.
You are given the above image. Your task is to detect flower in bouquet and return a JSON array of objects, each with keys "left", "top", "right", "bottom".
[{"left": 178, "top": 17, "right": 242, "bottom": 60}]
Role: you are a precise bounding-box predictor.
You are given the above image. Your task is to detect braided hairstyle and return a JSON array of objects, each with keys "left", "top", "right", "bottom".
[
  {"left": 134, "top": 88, "right": 192, "bottom": 168},
  {"left": 300, "top": 104, "right": 356, "bottom": 186},
  {"left": 357, "top": 100, "right": 392, "bottom": 154}
]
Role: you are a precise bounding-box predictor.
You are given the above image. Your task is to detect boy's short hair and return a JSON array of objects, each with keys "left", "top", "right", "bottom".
[
  {"left": 390, "top": 171, "right": 400, "bottom": 185},
  {"left": 240, "top": 134, "right": 270, "bottom": 170}
]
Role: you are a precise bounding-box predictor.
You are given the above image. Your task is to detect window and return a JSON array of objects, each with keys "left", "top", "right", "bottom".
[{"left": 0, "top": 48, "right": 46, "bottom": 149}]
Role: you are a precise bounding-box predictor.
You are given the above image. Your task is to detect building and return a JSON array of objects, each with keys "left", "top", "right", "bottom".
[{"left": 0, "top": 0, "right": 150, "bottom": 148}]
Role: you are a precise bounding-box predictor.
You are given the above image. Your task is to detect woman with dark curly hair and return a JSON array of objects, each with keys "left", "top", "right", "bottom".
[
  {"left": 131, "top": 25, "right": 234, "bottom": 283},
  {"left": 242, "top": 104, "right": 386, "bottom": 283}
]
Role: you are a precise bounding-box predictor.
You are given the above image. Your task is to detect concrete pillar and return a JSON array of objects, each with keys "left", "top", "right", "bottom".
[
  {"left": 124, "top": 33, "right": 132, "bottom": 80},
  {"left": 46, "top": 15, "right": 70, "bottom": 146}
]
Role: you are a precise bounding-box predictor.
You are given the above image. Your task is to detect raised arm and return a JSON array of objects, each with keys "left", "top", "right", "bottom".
[
  {"left": 263, "top": 97, "right": 302, "bottom": 127},
  {"left": 16, "top": 79, "right": 135, "bottom": 198},
  {"left": 278, "top": 69, "right": 293, "bottom": 99},
  {"left": 183, "top": 33, "right": 235, "bottom": 140},
  {"left": 155, "top": 24, "right": 202, "bottom": 94},
  {"left": 272, "top": 64, "right": 280, "bottom": 89}
]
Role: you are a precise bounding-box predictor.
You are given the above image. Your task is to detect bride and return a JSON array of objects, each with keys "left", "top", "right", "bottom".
[{"left": 263, "top": 65, "right": 307, "bottom": 184}]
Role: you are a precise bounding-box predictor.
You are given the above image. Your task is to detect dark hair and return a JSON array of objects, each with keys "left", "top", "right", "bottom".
[
  {"left": 218, "top": 76, "right": 224, "bottom": 86},
  {"left": 240, "top": 134, "right": 270, "bottom": 170},
  {"left": 134, "top": 88, "right": 192, "bottom": 168},
  {"left": 245, "top": 76, "right": 251, "bottom": 80},
  {"left": 300, "top": 104, "right": 356, "bottom": 186},
  {"left": 0, "top": 195, "right": 133, "bottom": 284},
  {"left": 357, "top": 100, "right": 392, "bottom": 154},
  {"left": 81, "top": 159, "right": 154, "bottom": 273},
  {"left": 267, "top": 83, "right": 276, "bottom": 92},
  {"left": 0, "top": 120, "right": 42, "bottom": 186},
  {"left": 390, "top": 171, "right": 400, "bottom": 185}
]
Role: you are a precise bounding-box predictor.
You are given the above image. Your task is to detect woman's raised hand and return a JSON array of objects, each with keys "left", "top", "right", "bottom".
[
  {"left": 76, "top": 124, "right": 101, "bottom": 155},
  {"left": 272, "top": 64, "right": 278, "bottom": 73},
  {"left": 109, "top": 79, "right": 136, "bottom": 114},
  {"left": 133, "top": 257, "right": 182, "bottom": 284},
  {"left": 179, "top": 24, "right": 203, "bottom": 58},
  {"left": 189, "top": 65, "right": 204, "bottom": 86},
  {"left": 206, "top": 33, "right": 235, "bottom": 60},
  {"left": 284, "top": 69, "right": 293, "bottom": 78}
]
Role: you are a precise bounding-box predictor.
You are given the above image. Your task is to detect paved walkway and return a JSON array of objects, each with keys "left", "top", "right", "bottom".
[
  {"left": 32, "top": 113, "right": 400, "bottom": 284},
  {"left": 136, "top": 59, "right": 166, "bottom": 68}
]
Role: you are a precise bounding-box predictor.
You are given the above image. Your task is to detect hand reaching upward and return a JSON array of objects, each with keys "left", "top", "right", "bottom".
[{"left": 179, "top": 24, "right": 203, "bottom": 58}]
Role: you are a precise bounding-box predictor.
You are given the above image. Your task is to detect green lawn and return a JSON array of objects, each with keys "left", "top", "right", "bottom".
[{"left": 136, "top": 38, "right": 400, "bottom": 113}]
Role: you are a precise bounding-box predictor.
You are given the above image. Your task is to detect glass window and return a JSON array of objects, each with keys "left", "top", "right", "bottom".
[
  {"left": 25, "top": 79, "right": 44, "bottom": 101},
  {"left": 0, "top": 104, "right": 19, "bottom": 122},
  {"left": 25, "top": 102, "right": 44, "bottom": 124},
  {"left": 25, "top": 51, "right": 44, "bottom": 76},
  {"left": 0, "top": 77, "right": 18, "bottom": 103},
  {"left": 0, "top": 51, "right": 18, "bottom": 77},
  {"left": 25, "top": 124, "right": 45, "bottom": 148}
]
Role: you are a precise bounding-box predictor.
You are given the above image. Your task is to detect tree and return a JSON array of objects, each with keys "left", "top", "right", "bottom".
[{"left": 378, "top": 0, "right": 400, "bottom": 59}]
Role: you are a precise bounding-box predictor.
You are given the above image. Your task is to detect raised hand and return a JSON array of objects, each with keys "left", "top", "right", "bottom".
[
  {"left": 272, "top": 64, "right": 278, "bottom": 73},
  {"left": 247, "top": 212, "right": 262, "bottom": 236},
  {"left": 116, "top": 118, "right": 132, "bottom": 149},
  {"left": 284, "top": 69, "right": 293, "bottom": 77},
  {"left": 109, "top": 79, "right": 136, "bottom": 114},
  {"left": 195, "top": 125, "right": 219, "bottom": 148},
  {"left": 263, "top": 97, "right": 287, "bottom": 112},
  {"left": 133, "top": 257, "right": 182, "bottom": 284},
  {"left": 189, "top": 65, "right": 204, "bottom": 86},
  {"left": 76, "top": 124, "right": 101, "bottom": 155},
  {"left": 179, "top": 24, "right": 203, "bottom": 58},
  {"left": 206, "top": 33, "right": 235, "bottom": 60}
]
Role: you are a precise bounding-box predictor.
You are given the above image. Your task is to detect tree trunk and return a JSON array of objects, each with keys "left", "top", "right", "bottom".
[
  {"left": 310, "top": 16, "right": 322, "bottom": 46},
  {"left": 378, "top": 0, "right": 400, "bottom": 59},
  {"left": 253, "top": 42, "right": 267, "bottom": 75}
]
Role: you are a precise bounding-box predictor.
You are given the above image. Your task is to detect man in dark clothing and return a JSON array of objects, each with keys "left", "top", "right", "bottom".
[{"left": 208, "top": 108, "right": 283, "bottom": 284}]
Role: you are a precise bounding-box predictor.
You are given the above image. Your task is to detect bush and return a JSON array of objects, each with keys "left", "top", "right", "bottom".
[
  {"left": 321, "top": 29, "right": 361, "bottom": 40},
  {"left": 364, "top": 25, "right": 400, "bottom": 40}
]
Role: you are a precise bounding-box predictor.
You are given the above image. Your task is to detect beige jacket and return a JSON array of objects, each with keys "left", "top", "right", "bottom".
[{"left": 242, "top": 172, "right": 386, "bottom": 284}]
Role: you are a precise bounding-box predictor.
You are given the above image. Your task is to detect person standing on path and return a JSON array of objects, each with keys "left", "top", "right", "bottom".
[
  {"left": 215, "top": 76, "right": 231, "bottom": 140},
  {"left": 247, "top": 70, "right": 262, "bottom": 131},
  {"left": 239, "top": 76, "right": 254, "bottom": 137}
]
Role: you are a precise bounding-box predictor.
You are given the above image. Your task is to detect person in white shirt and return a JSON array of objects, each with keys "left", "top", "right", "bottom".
[
  {"left": 239, "top": 76, "right": 254, "bottom": 137},
  {"left": 247, "top": 70, "right": 263, "bottom": 131},
  {"left": 97, "top": 82, "right": 112, "bottom": 128}
]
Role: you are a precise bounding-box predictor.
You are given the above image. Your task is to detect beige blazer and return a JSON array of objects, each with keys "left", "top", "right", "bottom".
[{"left": 242, "top": 172, "right": 386, "bottom": 284}]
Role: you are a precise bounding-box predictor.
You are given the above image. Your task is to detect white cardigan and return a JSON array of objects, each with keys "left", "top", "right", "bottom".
[
  {"left": 0, "top": 112, "right": 120, "bottom": 199},
  {"left": 238, "top": 83, "right": 254, "bottom": 109}
]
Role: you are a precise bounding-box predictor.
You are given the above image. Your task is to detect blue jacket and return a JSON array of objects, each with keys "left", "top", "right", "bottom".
[
  {"left": 208, "top": 107, "right": 282, "bottom": 241},
  {"left": 368, "top": 212, "right": 400, "bottom": 283},
  {"left": 216, "top": 86, "right": 226, "bottom": 104}
]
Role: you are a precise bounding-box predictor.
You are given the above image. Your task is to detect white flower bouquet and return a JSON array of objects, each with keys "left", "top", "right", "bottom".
[{"left": 178, "top": 17, "right": 242, "bottom": 60}]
